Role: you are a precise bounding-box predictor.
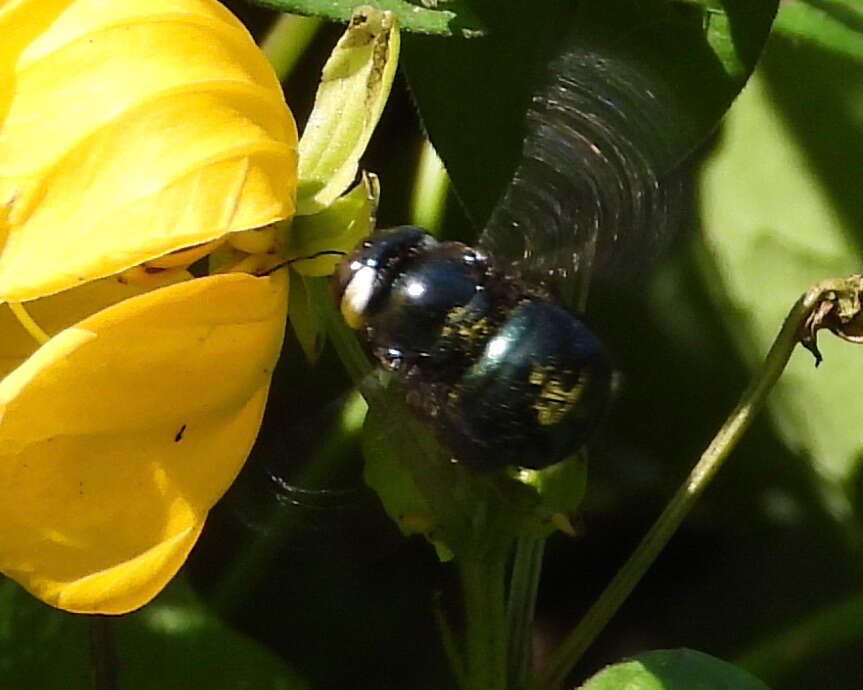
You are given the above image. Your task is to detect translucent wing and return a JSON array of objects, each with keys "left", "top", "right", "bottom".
[
  {"left": 217, "top": 389, "right": 371, "bottom": 540},
  {"left": 478, "top": 41, "right": 689, "bottom": 309}
]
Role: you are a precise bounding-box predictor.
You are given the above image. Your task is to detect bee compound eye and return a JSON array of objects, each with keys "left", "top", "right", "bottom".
[
  {"left": 333, "top": 257, "right": 358, "bottom": 299},
  {"left": 334, "top": 261, "right": 382, "bottom": 330}
]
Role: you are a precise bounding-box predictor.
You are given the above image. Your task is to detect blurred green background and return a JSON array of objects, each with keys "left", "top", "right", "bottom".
[{"left": 6, "top": 1, "right": 863, "bottom": 689}]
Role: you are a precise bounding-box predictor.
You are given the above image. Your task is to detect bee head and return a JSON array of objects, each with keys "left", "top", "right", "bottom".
[{"left": 333, "top": 226, "right": 437, "bottom": 329}]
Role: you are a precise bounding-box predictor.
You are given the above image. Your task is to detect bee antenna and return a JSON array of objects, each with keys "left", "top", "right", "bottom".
[{"left": 258, "top": 250, "right": 347, "bottom": 277}]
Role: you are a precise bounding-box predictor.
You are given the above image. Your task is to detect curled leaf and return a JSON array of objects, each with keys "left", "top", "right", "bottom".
[
  {"left": 800, "top": 274, "right": 863, "bottom": 365},
  {"left": 296, "top": 6, "right": 399, "bottom": 214}
]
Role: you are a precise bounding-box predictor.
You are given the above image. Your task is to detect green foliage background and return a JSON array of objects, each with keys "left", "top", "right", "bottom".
[{"left": 5, "top": 1, "right": 863, "bottom": 689}]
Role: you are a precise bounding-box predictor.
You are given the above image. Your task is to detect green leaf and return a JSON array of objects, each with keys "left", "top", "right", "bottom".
[
  {"left": 296, "top": 6, "right": 399, "bottom": 215},
  {"left": 361, "top": 401, "right": 450, "bottom": 556},
  {"left": 361, "top": 384, "right": 473, "bottom": 558},
  {"left": 580, "top": 649, "right": 770, "bottom": 690},
  {"left": 287, "top": 272, "right": 324, "bottom": 362},
  {"left": 114, "top": 581, "right": 309, "bottom": 689},
  {"left": 249, "top": 0, "right": 484, "bottom": 36},
  {"left": 362, "top": 385, "right": 577, "bottom": 558},
  {"left": 403, "top": 0, "right": 778, "bottom": 229},
  {"left": 0, "top": 579, "right": 89, "bottom": 689},
  {"left": 698, "top": 1, "right": 863, "bottom": 516},
  {"left": 0, "top": 577, "right": 307, "bottom": 689}
]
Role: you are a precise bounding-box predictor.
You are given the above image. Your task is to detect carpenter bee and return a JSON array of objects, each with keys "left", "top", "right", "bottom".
[
  {"left": 329, "top": 41, "right": 684, "bottom": 470},
  {"left": 195, "top": 23, "right": 692, "bottom": 688},
  {"left": 332, "top": 225, "right": 612, "bottom": 469},
  {"left": 220, "top": 35, "right": 689, "bottom": 531}
]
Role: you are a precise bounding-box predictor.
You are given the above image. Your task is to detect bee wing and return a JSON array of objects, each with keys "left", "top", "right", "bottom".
[
  {"left": 219, "top": 387, "right": 371, "bottom": 538},
  {"left": 477, "top": 44, "right": 689, "bottom": 310}
]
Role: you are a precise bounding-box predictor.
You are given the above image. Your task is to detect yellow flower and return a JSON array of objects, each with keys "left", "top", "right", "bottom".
[{"left": 0, "top": 0, "right": 296, "bottom": 614}]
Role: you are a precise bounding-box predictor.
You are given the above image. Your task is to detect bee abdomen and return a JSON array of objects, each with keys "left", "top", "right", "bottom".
[{"left": 439, "top": 300, "right": 611, "bottom": 469}]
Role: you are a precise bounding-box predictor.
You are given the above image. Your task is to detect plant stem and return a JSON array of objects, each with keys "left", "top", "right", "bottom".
[
  {"left": 530, "top": 282, "right": 829, "bottom": 690},
  {"left": 261, "top": 14, "right": 323, "bottom": 81},
  {"left": 88, "top": 616, "right": 117, "bottom": 690},
  {"left": 410, "top": 139, "right": 450, "bottom": 234},
  {"left": 434, "top": 595, "right": 469, "bottom": 690},
  {"left": 461, "top": 555, "right": 509, "bottom": 690},
  {"left": 8, "top": 302, "right": 50, "bottom": 345},
  {"left": 507, "top": 536, "right": 546, "bottom": 689}
]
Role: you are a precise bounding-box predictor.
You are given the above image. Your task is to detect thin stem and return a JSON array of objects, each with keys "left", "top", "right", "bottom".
[
  {"left": 260, "top": 14, "right": 323, "bottom": 81},
  {"left": 409, "top": 139, "right": 450, "bottom": 235},
  {"left": 8, "top": 302, "right": 49, "bottom": 345},
  {"left": 530, "top": 283, "right": 827, "bottom": 690},
  {"left": 507, "top": 536, "right": 546, "bottom": 689},
  {"left": 88, "top": 616, "right": 118, "bottom": 690},
  {"left": 461, "top": 555, "right": 509, "bottom": 690},
  {"left": 434, "top": 595, "right": 469, "bottom": 690}
]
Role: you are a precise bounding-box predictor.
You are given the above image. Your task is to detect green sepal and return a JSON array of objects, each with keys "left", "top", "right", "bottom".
[
  {"left": 510, "top": 453, "right": 588, "bottom": 536},
  {"left": 288, "top": 172, "right": 379, "bottom": 277}
]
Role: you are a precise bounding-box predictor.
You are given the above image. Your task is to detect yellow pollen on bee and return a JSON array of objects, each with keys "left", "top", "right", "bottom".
[
  {"left": 440, "top": 306, "right": 493, "bottom": 346},
  {"left": 530, "top": 365, "right": 584, "bottom": 426}
]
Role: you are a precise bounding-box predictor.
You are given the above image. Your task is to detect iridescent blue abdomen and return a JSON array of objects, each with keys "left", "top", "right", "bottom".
[{"left": 334, "top": 226, "right": 612, "bottom": 470}]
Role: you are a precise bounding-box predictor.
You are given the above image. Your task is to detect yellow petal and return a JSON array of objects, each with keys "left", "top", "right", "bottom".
[
  {"left": 0, "top": 270, "right": 191, "bottom": 380},
  {"left": 0, "top": 0, "right": 297, "bottom": 301},
  {"left": 0, "top": 271, "right": 288, "bottom": 613}
]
